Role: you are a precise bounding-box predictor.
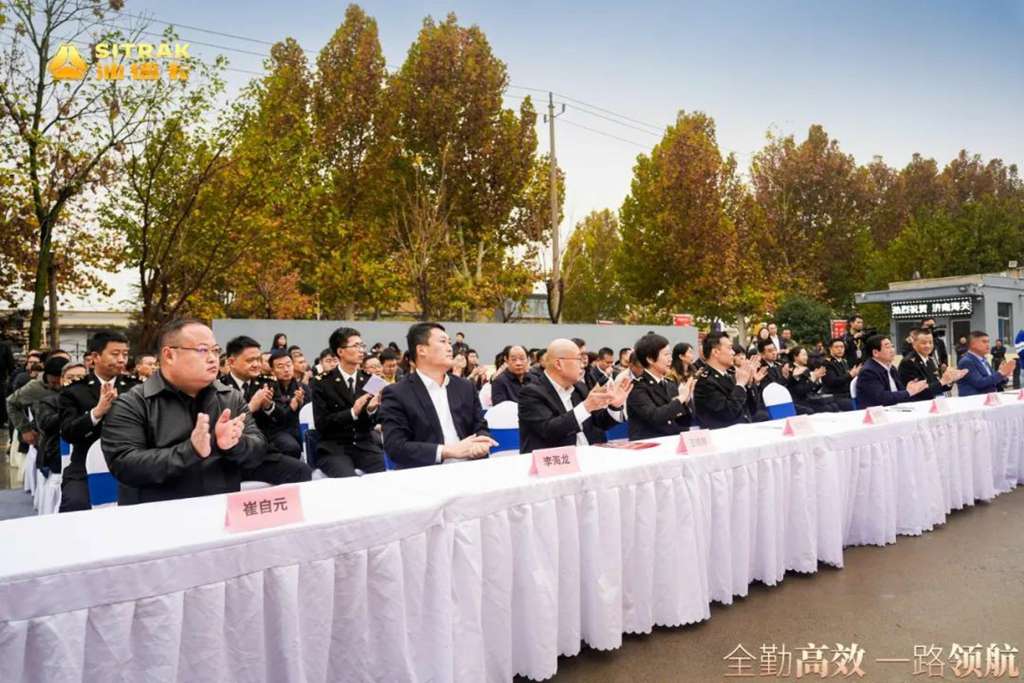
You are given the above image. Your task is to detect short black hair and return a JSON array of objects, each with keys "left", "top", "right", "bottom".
[
  {"left": 634, "top": 333, "right": 669, "bottom": 369},
  {"left": 87, "top": 331, "right": 129, "bottom": 355},
  {"left": 920, "top": 318, "right": 935, "bottom": 327},
  {"left": 287, "top": 345, "right": 302, "bottom": 355},
  {"left": 318, "top": 348, "right": 334, "bottom": 362},
  {"left": 226, "top": 335, "right": 261, "bottom": 357},
  {"left": 571, "top": 337, "right": 586, "bottom": 349},
  {"left": 597, "top": 347, "right": 614, "bottom": 359},
  {"left": 756, "top": 338, "right": 777, "bottom": 353},
  {"left": 328, "top": 327, "right": 361, "bottom": 356},
  {"left": 157, "top": 319, "right": 206, "bottom": 351},
  {"left": 847, "top": 314, "right": 863, "bottom": 325},
  {"left": 733, "top": 345, "right": 747, "bottom": 357},
  {"left": 969, "top": 330, "right": 989, "bottom": 341},
  {"left": 865, "top": 334, "right": 889, "bottom": 355},
  {"left": 379, "top": 349, "right": 400, "bottom": 362},
  {"left": 407, "top": 322, "right": 445, "bottom": 358},
  {"left": 829, "top": 337, "right": 846, "bottom": 347},
  {"left": 702, "top": 331, "right": 732, "bottom": 359},
  {"left": 618, "top": 347, "right": 631, "bottom": 357},
  {"left": 269, "top": 348, "right": 291, "bottom": 368}
]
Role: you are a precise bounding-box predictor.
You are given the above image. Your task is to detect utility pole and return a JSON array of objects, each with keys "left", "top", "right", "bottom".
[{"left": 545, "top": 91, "right": 565, "bottom": 324}]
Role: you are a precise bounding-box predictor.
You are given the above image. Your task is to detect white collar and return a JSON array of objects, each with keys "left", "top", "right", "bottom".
[
  {"left": 339, "top": 366, "right": 359, "bottom": 383},
  {"left": 544, "top": 370, "right": 574, "bottom": 398},
  {"left": 644, "top": 369, "right": 665, "bottom": 383},
  {"left": 416, "top": 368, "right": 449, "bottom": 389},
  {"left": 229, "top": 372, "right": 250, "bottom": 388}
]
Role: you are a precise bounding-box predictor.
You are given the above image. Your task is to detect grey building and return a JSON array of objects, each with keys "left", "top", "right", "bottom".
[{"left": 855, "top": 272, "right": 1024, "bottom": 356}]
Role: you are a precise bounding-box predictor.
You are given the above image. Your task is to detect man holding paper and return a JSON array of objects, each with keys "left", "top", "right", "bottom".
[{"left": 311, "top": 327, "right": 387, "bottom": 477}]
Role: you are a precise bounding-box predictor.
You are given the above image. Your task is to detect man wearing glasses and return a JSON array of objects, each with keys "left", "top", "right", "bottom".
[
  {"left": 310, "top": 327, "right": 386, "bottom": 477},
  {"left": 102, "top": 319, "right": 310, "bottom": 505},
  {"left": 518, "top": 338, "right": 632, "bottom": 453}
]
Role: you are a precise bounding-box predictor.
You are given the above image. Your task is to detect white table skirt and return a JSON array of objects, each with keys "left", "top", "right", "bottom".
[{"left": 1, "top": 394, "right": 1023, "bottom": 683}]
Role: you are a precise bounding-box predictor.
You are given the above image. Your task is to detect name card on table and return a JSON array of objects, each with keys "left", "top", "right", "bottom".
[
  {"left": 225, "top": 485, "right": 304, "bottom": 533},
  {"left": 984, "top": 392, "right": 1002, "bottom": 407},
  {"left": 782, "top": 415, "right": 815, "bottom": 437},
  {"left": 862, "top": 407, "right": 889, "bottom": 425},
  {"left": 929, "top": 397, "right": 949, "bottom": 414},
  {"left": 677, "top": 429, "right": 716, "bottom": 455},
  {"left": 529, "top": 445, "right": 580, "bottom": 477}
]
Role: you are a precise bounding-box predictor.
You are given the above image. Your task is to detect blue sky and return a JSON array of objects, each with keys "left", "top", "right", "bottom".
[{"left": 69, "top": 0, "right": 1024, "bottom": 306}]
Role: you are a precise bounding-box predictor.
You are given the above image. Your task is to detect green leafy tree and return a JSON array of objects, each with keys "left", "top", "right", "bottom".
[
  {"left": 773, "top": 294, "right": 832, "bottom": 345},
  {"left": 562, "top": 209, "right": 625, "bottom": 323}
]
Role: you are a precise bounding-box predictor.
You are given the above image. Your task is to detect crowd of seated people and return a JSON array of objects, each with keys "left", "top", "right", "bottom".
[{"left": 1, "top": 314, "right": 1017, "bottom": 509}]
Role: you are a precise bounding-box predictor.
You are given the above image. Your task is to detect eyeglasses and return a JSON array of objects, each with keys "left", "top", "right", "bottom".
[
  {"left": 553, "top": 355, "right": 587, "bottom": 363},
  {"left": 170, "top": 345, "right": 222, "bottom": 357},
  {"left": 342, "top": 343, "right": 367, "bottom": 350}
]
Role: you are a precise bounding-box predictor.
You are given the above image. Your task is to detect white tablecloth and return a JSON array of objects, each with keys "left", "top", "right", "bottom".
[{"left": 1, "top": 394, "right": 1022, "bottom": 682}]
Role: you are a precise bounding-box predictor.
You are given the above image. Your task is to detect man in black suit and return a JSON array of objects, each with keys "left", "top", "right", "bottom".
[
  {"left": 58, "top": 331, "right": 140, "bottom": 511},
  {"left": 919, "top": 318, "right": 949, "bottom": 369},
  {"left": 218, "top": 336, "right": 313, "bottom": 483},
  {"left": 379, "top": 323, "right": 495, "bottom": 468},
  {"left": 898, "top": 328, "right": 967, "bottom": 401},
  {"left": 311, "top": 327, "right": 386, "bottom": 477},
  {"left": 822, "top": 337, "right": 858, "bottom": 398},
  {"left": 857, "top": 335, "right": 929, "bottom": 408},
  {"left": 518, "top": 338, "right": 631, "bottom": 452},
  {"left": 586, "top": 347, "right": 616, "bottom": 388},
  {"left": 627, "top": 333, "right": 693, "bottom": 439}
]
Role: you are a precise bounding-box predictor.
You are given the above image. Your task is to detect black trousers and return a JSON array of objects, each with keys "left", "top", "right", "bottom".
[
  {"left": 240, "top": 456, "right": 313, "bottom": 485},
  {"left": 317, "top": 439, "right": 386, "bottom": 478},
  {"left": 268, "top": 430, "right": 303, "bottom": 459},
  {"left": 59, "top": 475, "right": 91, "bottom": 512}
]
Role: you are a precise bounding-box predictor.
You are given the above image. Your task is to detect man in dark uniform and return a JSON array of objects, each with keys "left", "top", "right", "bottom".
[
  {"left": 263, "top": 348, "right": 308, "bottom": 459},
  {"left": 311, "top": 326, "right": 386, "bottom": 477},
  {"left": 898, "top": 328, "right": 967, "bottom": 401},
  {"left": 215, "top": 335, "right": 313, "bottom": 483},
  {"left": 843, "top": 315, "right": 869, "bottom": 366},
  {"left": 59, "top": 331, "right": 140, "bottom": 511},
  {"left": 694, "top": 331, "right": 762, "bottom": 430},
  {"left": 821, "top": 337, "right": 857, "bottom": 410}
]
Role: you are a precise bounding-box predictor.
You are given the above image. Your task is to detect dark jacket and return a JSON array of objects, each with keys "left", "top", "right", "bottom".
[
  {"left": 843, "top": 331, "right": 867, "bottom": 366},
  {"left": 379, "top": 372, "right": 489, "bottom": 469},
  {"left": 270, "top": 378, "right": 309, "bottom": 441},
  {"left": 822, "top": 357, "right": 854, "bottom": 397},
  {"left": 219, "top": 373, "right": 283, "bottom": 436},
  {"left": 856, "top": 358, "right": 909, "bottom": 407},
  {"left": 693, "top": 365, "right": 751, "bottom": 430},
  {"left": 898, "top": 353, "right": 949, "bottom": 402},
  {"left": 101, "top": 372, "right": 267, "bottom": 504},
  {"left": 490, "top": 370, "right": 531, "bottom": 404},
  {"left": 311, "top": 367, "right": 380, "bottom": 458},
  {"left": 626, "top": 371, "right": 690, "bottom": 439},
  {"left": 518, "top": 373, "right": 620, "bottom": 453},
  {"left": 60, "top": 372, "right": 141, "bottom": 480},
  {"left": 33, "top": 392, "right": 64, "bottom": 475}
]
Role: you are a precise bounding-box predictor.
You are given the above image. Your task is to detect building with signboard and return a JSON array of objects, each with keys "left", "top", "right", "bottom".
[{"left": 855, "top": 272, "right": 1024, "bottom": 356}]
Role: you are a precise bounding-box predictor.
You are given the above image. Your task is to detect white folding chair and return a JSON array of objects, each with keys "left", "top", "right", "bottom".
[
  {"left": 484, "top": 401, "right": 520, "bottom": 456},
  {"left": 763, "top": 383, "right": 797, "bottom": 420},
  {"left": 85, "top": 441, "right": 118, "bottom": 508}
]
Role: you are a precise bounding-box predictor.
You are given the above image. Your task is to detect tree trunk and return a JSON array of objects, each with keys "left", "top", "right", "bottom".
[
  {"left": 27, "top": 224, "right": 52, "bottom": 349},
  {"left": 47, "top": 259, "right": 59, "bottom": 350}
]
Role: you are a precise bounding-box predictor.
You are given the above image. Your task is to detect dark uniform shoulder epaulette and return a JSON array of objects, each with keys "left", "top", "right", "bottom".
[{"left": 697, "top": 366, "right": 711, "bottom": 379}]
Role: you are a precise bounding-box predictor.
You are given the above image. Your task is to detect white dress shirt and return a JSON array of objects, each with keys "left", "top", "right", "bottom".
[
  {"left": 878, "top": 361, "right": 898, "bottom": 392},
  {"left": 229, "top": 371, "right": 274, "bottom": 415},
  {"left": 545, "top": 372, "right": 593, "bottom": 447},
  {"left": 417, "top": 370, "right": 462, "bottom": 464},
  {"left": 89, "top": 375, "right": 117, "bottom": 425},
  {"left": 339, "top": 366, "right": 361, "bottom": 420}
]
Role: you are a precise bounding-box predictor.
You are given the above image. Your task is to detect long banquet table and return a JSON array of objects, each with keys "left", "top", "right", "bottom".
[{"left": 2, "top": 393, "right": 1023, "bottom": 682}]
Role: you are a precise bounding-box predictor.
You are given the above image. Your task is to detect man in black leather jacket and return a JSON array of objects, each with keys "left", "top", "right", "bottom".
[{"left": 102, "top": 320, "right": 310, "bottom": 505}]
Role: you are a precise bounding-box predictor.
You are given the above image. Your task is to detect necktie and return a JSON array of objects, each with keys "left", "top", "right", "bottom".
[
  {"left": 242, "top": 381, "right": 250, "bottom": 395},
  {"left": 348, "top": 377, "right": 355, "bottom": 394}
]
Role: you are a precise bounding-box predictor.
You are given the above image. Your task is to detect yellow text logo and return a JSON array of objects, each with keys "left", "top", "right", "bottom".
[{"left": 47, "top": 43, "right": 87, "bottom": 81}]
